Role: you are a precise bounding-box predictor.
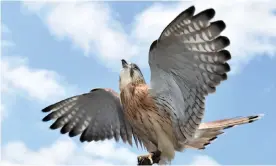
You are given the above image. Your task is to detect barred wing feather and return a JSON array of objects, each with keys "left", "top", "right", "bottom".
[
  {"left": 149, "top": 6, "right": 231, "bottom": 142},
  {"left": 42, "top": 88, "right": 134, "bottom": 145}
]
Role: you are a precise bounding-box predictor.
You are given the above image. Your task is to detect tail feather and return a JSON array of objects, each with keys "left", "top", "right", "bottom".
[{"left": 185, "top": 114, "right": 264, "bottom": 150}]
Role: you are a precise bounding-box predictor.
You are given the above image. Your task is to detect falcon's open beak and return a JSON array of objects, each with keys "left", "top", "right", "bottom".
[{"left": 121, "top": 59, "right": 128, "bottom": 68}]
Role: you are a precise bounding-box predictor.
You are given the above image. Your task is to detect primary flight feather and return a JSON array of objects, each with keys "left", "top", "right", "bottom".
[{"left": 41, "top": 6, "right": 263, "bottom": 165}]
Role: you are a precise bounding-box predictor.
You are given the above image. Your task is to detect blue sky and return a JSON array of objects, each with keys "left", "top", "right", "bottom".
[{"left": 1, "top": 1, "right": 276, "bottom": 165}]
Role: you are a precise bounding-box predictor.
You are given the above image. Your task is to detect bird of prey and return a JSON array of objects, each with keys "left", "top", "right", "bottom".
[{"left": 41, "top": 6, "right": 263, "bottom": 165}]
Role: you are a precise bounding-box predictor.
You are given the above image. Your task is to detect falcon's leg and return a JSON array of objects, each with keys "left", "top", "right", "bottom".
[{"left": 137, "top": 150, "right": 161, "bottom": 165}]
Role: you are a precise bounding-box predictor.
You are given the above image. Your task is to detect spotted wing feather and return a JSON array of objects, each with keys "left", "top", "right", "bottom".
[
  {"left": 149, "top": 6, "right": 231, "bottom": 143},
  {"left": 42, "top": 88, "right": 133, "bottom": 144}
]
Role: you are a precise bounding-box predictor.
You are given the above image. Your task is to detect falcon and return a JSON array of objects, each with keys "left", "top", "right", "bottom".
[{"left": 41, "top": 6, "right": 263, "bottom": 165}]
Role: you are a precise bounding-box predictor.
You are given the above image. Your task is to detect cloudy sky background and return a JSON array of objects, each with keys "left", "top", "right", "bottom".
[{"left": 1, "top": 1, "right": 276, "bottom": 165}]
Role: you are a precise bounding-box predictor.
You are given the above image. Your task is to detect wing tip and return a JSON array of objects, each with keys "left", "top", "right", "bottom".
[
  {"left": 194, "top": 8, "right": 216, "bottom": 21},
  {"left": 221, "top": 73, "right": 227, "bottom": 81},
  {"left": 203, "top": 142, "right": 210, "bottom": 146},
  {"left": 223, "top": 63, "right": 231, "bottom": 73},
  {"left": 49, "top": 125, "right": 56, "bottom": 130},
  {"left": 248, "top": 114, "right": 264, "bottom": 123},
  {"left": 219, "top": 50, "right": 231, "bottom": 62},
  {"left": 213, "top": 20, "right": 226, "bottom": 32},
  {"left": 80, "top": 129, "right": 89, "bottom": 142},
  {"left": 205, "top": 8, "right": 216, "bottom": 19},
  {"left": 42, "top": 106, "right": 52, "bottom": 113},
  {"left": 223, "top": 125, "right": 234, "bottom": 130},
  {"left": 185, "top": 5, "right": 196, "bottom": 15},
  {"left": 80, "top": 137, "right": 86, "bottom": 142},
  {"left": 68, "top": 130, "right": 79, "bottom": 137},
  {"left": 209, "top": 136, "right": 218, "bottom": 141},
  {"left": 149, "top": 40, "right": 158, "bottom": 52},
  {"left": 223, "top": 36, "right": 231, "bottom": 46},
  {"left": 218, "top": 36, "right": 231, "bottom": 48},
  {"left": 49, "top": 123, "right": 59, "bottom": 130},
  {"left": 42, "top": 115, "right": 51, "bottom": 122},
  {"left": 60, "top": 127, "right": 68, "bottom": 134}
]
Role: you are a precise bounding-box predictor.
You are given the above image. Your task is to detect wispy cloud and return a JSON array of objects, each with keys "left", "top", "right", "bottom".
[
  {"left": 133, "top": 0, "right": 276, "bottom": 73},
  {"left": 189, "top": 155, "right": 220, "bottom": 165},
  {"left": 1, "top": 56, "right": 74, "bottom": 102},
  {"left": 83, "top": 140, "right": 137, "bottom": 164},
  {"left": 22, "top": 1, "right": 276, "bottom": 73},
  {"left": 0, "top": 103, "right": 6, "bottom": 123},
  {"left": 1, "top": 23, "right": 15, "bottom": 49},
  {"left": 1, "top": 138, "right": 137, "bottom": 165},
  {"left": 1, "top": 24, "right": 137, "bottom": 165},
  {"left": 1, "top": 24, "right": 76, "bottom": 122},
  {"left": 1, "top": 137, "right": 220, "bottom": 165},
  {"left": 22, "top": 2, "right": 138, "bottom": 70},
  {"left": 1, "top": 40, "right": 15, "bottom": 48}
]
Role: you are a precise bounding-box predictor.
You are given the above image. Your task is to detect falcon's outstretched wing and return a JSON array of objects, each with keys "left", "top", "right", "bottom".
[
  {"left": 148, "top": 6, "right": 231, "bottom": 143},
  {"left": 42, "top": 88, "right": 133, "bottom": 144}
]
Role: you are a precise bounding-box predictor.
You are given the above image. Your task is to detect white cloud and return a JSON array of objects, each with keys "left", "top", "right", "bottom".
[
  {"left": 1, "top": 138, "right": 137, "bottom": 165},
  {"left": 83, "top": 140, "right": 137, "bottom": 165},
  {"left": 1, "top": 56, "right": 72, "bottom": 102},
  {"left": 1, "top": 137, "right": 220, "bottom": 165},
  {"left": 0, "top": 24, "right": 75, "bottom": 123},
  {"left": 1, "top": 23, "right": 75, "bottom": 103},
  {"left": 1, "top": 24, "right": 14, "bottom": 49},
  {"left": 22, "top": 2, "right": 138, "bottom": 70},
  {"left": 189, "top": 155, "right": 220, "bottom": 165},
  {"left": 1, "top": 40, "right": 15, "bottom": 48},
  {"left": 22, "top": 1, "right": 276, "bottom": 73},
  {"left": 132, "top": 0, "right": 276, "bottom": 73},
  {"left": 0, "top": 103, "right": 6, "bottom": 122}
]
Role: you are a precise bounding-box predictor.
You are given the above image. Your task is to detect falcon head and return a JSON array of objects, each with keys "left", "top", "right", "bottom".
[{"left": 119, "top": 59, "right": 145, "bottom": 91}]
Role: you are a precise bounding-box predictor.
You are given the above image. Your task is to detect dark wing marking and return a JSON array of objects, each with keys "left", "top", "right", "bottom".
[
  {"left": 149, "top": 6, "right": 231, "bottom": 142},
  {"left": 42, "top": 88, "right": 133, "bottom": 144}
]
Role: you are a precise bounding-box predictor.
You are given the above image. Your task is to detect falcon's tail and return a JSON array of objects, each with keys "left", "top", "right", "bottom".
[{"left": 185, "top": 114, "right": 264, "bottom": 150}]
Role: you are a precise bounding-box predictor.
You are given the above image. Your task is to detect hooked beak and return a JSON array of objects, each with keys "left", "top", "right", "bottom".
[{"left": 121, "top": 59, "right": 128, "bottom": 68}]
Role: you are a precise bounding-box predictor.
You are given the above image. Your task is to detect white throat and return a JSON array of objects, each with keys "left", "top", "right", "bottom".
[{"left": 119, "top": 69, "right": 132, "bottom": 91}]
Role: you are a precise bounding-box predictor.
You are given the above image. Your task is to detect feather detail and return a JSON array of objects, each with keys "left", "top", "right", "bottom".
[{"left": 185, "top": 114, "right": 264, "bottom": 150}]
